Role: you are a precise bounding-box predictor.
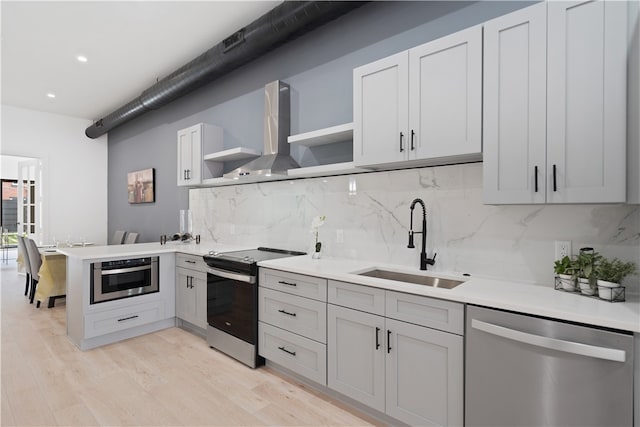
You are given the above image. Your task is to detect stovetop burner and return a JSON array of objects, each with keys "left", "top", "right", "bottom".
[{"left": 203, "top": 247, "right": 306, "bottom": 276}]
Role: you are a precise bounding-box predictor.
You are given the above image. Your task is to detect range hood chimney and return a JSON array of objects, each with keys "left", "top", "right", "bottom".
[{"left": 224, "top": 80, "right": 297, "bottom": 179}]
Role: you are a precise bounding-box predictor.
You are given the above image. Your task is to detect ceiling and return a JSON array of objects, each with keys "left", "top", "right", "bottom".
[{"left": 1, "top": 1, "right": 281, "bottom": 121}]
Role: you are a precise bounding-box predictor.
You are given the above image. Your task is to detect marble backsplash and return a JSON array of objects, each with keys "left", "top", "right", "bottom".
[{"left": 189, "top": 163, "right": 639, "bottom": 289}]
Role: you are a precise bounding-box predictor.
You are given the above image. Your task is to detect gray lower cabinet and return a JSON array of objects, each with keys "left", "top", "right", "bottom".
[
  {"left": 327, "top": 304, "right": 386, "bottom": 411},
  {"left": 175, "top": 254, "right": 208, "bottom": 330},
  {"left": 385, "top": 318, "right": 463, "bottom": 426},
  {"left": 258, "top": 268, "right": 328, "bottom": 385},
  {"left": 327, "top": 280, "right": 464, "bottom": 426}
]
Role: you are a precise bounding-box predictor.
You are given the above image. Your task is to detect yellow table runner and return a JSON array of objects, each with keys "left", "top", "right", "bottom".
[
  {"left": 34, "top": 252, "right": 66, "bottom": 303},
  {"left": 17, "top": 251, "right": 25, "bottom": 273}
]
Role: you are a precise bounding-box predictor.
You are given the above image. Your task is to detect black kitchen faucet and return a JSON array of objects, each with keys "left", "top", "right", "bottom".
[{"left": 408, "top": 198, "right": 436, "bottom": 270}]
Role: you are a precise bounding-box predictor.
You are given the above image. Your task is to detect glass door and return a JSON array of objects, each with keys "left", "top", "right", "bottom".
[{"left": 17, "top": 159, "right": 42, "bottom": 241}]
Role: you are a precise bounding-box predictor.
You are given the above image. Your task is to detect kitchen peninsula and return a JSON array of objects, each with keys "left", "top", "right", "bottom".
[{"left": 57, "top": 242, "right": 246, "bottom": 350}]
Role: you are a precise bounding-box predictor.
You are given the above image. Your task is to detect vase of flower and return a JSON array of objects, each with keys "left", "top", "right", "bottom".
[{"left": 310, "top": 215, "right": 326, "bottom": 259}]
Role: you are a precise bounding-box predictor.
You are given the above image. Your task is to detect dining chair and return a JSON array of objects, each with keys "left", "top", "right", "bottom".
[
  {"left": 110, "top": 230, "right": 127, "bottom": 245},
  {"left": 16, "top": 236, "right": 32, "bottom": 296},
  {"left": 24, "top": 238, "right": 42, "bottom": 305},
  {"left": 124, "top": 232, "right": 139, "bottom": 244}
]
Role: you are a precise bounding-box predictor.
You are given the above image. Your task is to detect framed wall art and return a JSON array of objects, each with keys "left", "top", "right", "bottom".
[{"left": 127, "top": 168, "right": 155, "bottom": 204}]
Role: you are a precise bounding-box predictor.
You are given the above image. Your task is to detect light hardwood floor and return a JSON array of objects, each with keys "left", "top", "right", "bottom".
[{"left": 1, "top": 260, "right": 376, "bottom": 426}]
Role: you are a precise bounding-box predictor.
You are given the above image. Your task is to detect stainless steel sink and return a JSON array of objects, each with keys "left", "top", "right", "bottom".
[{"left": 356, "top": 269, "right": 464, "bottom": 289}]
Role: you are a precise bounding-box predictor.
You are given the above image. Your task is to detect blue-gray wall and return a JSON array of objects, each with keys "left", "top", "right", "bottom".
[{"left": 108, "top": 1, "right": 531, "bottom": 242}]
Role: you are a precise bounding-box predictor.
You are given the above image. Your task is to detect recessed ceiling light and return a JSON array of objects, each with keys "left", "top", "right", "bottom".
[
  {"left": 77, "top": 55, "right": 88, "bottom": 63},
  {"left": 47, "top": 93, "right": 56, "bottom": 98}
]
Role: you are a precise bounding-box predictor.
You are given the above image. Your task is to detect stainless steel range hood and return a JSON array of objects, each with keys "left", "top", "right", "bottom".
[{"left": 223, "top": 80, "right": 299, "bottom": 179}]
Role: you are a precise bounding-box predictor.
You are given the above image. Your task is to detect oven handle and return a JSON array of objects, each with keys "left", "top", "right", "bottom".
[
  {"left": 206, "top": 267, "right": 256, "bottom": 284},
  {"left": 101, "top": 265, "right": 152, "bottom": 275}
]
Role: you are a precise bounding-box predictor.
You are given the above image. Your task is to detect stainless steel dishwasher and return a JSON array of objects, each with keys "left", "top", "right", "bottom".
[{"left": 465, "top": 305, "right": 634, "bottom": 426}]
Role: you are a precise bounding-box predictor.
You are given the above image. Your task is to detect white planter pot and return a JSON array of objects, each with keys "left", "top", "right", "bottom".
[
  {"left": 558, "top": 274, "right": 576, "bottom": 291},
  {"left": 578, "top": 278, "right": 595, "bottom": 296},
  {"left": 597, "top": 279, "right": 621, "bottom": 300}
]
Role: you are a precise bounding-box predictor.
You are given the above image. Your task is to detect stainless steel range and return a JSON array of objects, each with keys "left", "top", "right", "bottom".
[{"left": 203, "top": 247, "right": 305, "bottom": 368}]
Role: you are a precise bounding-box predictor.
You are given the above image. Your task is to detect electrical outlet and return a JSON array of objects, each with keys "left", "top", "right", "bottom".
[
  {"left": 555, "top": 240, "right": 572, "bottom": 260},
  {"left": 336, "top": 229, "right": 344, "bottom": 244}
]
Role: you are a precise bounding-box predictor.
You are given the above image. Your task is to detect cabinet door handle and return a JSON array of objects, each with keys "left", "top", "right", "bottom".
[
  {"left": 534, "top": 166, "right": 539, "bottom": 193},
  {"left": 186, "top": 169, "right": 191, "bottom": 180},
  {"left": 375, "top": 327, "right": 381, "bottom": 350},
  {"left": 183, "top": 170, "right": 187, "bottom": 180},
  {"left": 117, "top": 315, "right": 139, "bottom": 322},
  {"left": 387, "top": 329, "right": 392, "bottom": 353},
  {"left": 278, "top": 280, "right": 297, "bottom": 287},
  {"left": 399, "top": 132, "right": 404, "bottom": 152},
  {"left": 410, "top": 130, "right": 415, "bottom": 150},
  {"left": 552, "top": 164, "right": 557, "bottom": 192},
  {"left": 277, "top": 309, "right": 296, "bottom": 317},
  {"left": 278, "top": 346, "right": 296, "bottom": 356}
]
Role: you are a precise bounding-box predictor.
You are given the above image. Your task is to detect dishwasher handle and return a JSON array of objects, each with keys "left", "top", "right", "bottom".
[{"left": 471, "top": 319, "right": 626, "bottom": 363}]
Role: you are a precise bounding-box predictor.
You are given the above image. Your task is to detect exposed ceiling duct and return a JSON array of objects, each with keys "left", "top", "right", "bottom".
[{"left": 85, "top": 1, "right": 367, "bottom": 139}]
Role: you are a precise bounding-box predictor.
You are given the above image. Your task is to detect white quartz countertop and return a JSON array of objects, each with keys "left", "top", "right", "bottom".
[
  {"left": 258, "top": 255, "right": 640, "bottom": 333},
  {"left": 56, "top": 243, "right": 639, "bottom": 332},
  {"left": 56, "top": 242, "right": 250, "bottom": 260}
]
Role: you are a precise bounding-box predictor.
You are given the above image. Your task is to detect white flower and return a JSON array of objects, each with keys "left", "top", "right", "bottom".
[{"left": 310, "top": 215, "right": 326, "bottom": 231}]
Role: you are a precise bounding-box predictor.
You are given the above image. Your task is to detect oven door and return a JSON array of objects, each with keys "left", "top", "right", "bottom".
[
  {"left": 91, "top": 257, "right": 159, "bottom": 304},
  {"left": 206, "top": 268, "right": 257, "bottom": 344}
]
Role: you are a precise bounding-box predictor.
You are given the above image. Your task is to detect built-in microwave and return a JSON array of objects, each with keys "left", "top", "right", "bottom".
[{"left": 90, "top": 257, "right": 159, "bottom": 304}]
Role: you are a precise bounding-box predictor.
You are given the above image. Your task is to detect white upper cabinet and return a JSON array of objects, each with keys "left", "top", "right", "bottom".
[
  {"left": 483, "top": 3, "right": 548, "bottom": 204},
  {"left": 547, "top": 0, "right": 627, "bottom": 203},
  {"left": 353, "top": 51, "right": 409, "bottom": 167},
  {"left": 409, "top": 25, "right": 482, "bottom": 161},
  {"left": 177, "top": 123, "right": 223, "bottom": 187},
  {"left": 354, "top": 26, "right": 482, "bottom": 169},
  {"left": 484, "top": 1, "right": 628, "bottom": 204}
]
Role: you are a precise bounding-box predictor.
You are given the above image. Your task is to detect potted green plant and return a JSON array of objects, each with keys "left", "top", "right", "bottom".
[
  {"left": 575, "top": 248, "right": 602, "bottom": 296},
  {"left": 554, "top": 255, "right": 577, "bottom": 291},
  {"left": 595, "top": 258, "right": 637, "bottom": 300}
]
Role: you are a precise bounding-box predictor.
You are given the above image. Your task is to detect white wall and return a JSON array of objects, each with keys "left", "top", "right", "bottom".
[
  {"left": 1, "top": 155, "right": 34, "bottom": 179},
  {"left": 0, "top": 105, "right": 108, "bottom": 245}
]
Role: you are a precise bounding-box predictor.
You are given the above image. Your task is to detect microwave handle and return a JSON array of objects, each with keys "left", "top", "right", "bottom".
[
  {"left": 206, "top": 267, "right": 256, "bottom": 284},
  {"left": 101, "top": 265, "right": 152, "bottom": 276}
]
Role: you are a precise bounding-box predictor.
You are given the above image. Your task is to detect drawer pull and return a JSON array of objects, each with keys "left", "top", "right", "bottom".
[
  {"left": 278, "top": 280, "right": 297, "bottom": 287},
  {"left": 278, "top": 346, "right": 296, "bottom": 356},
  {"left": 117, "top": 315, "right": 139, "bottom": 322},
  {"left": 278, "top": 309, "right": 297, "bottom": 317},
  {"left": 387, "top": 329, "right": 392, "bottom": 353},
  {"left": 185, "top": 260, "right": 196, "bottom": 264},
  {"left": 375, "top": 327, "right": 381, "bottom": 350}
]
